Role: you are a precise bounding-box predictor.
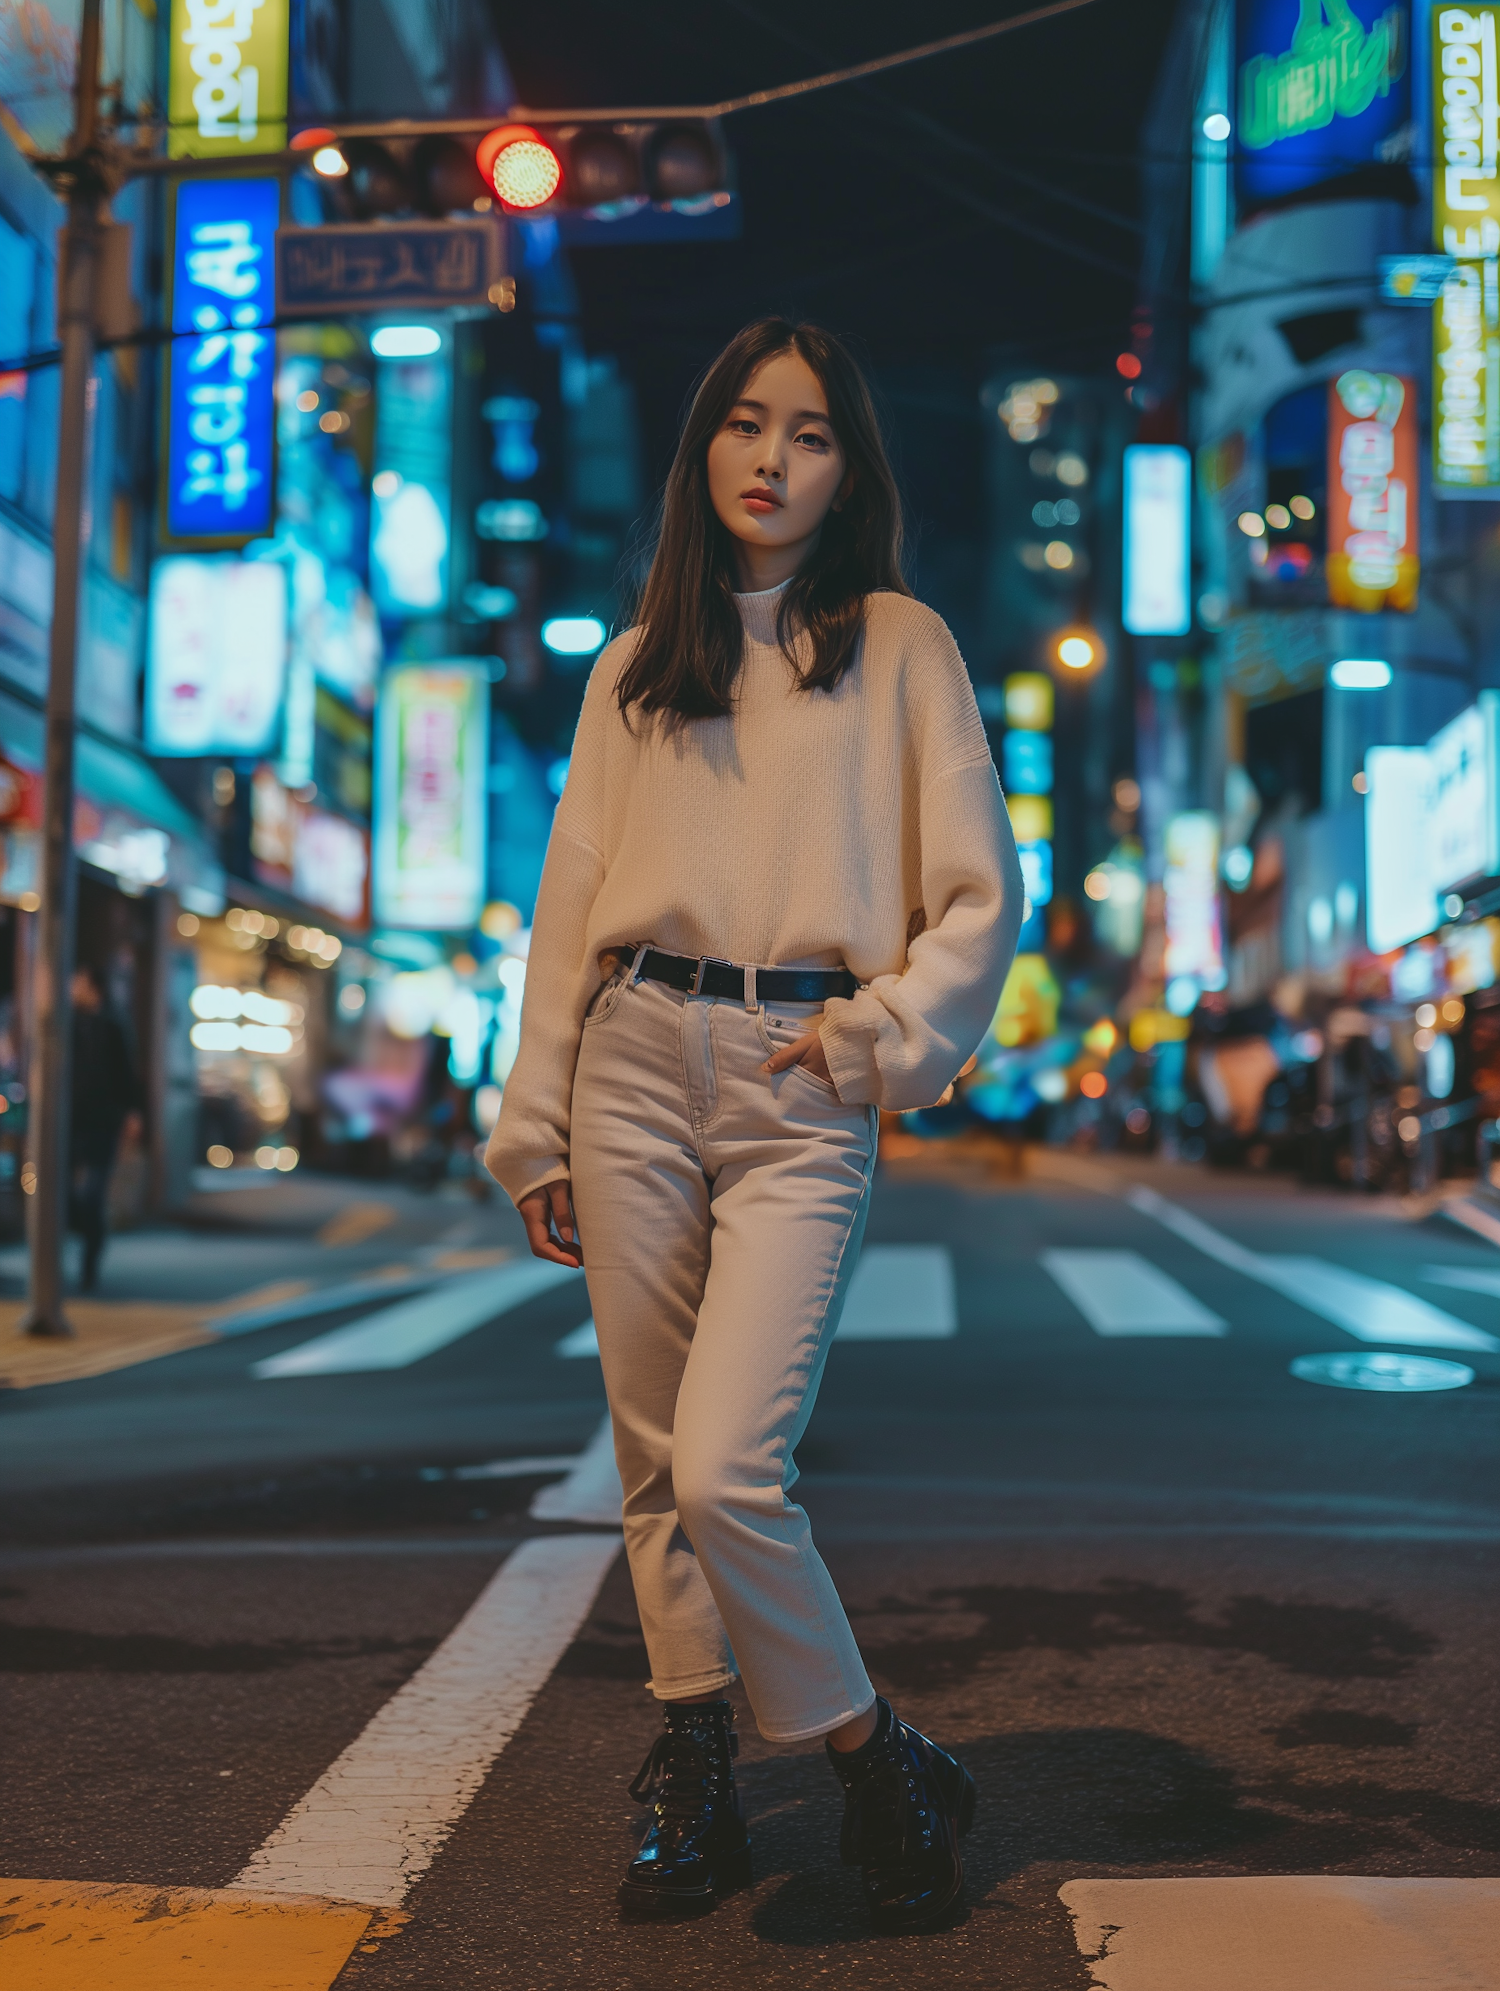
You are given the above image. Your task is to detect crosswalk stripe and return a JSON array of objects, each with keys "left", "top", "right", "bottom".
[
  {"left": 529, "top": 1413, "right": 623, "bottom": 1524},
  {"left": 553, "top": 1244, "right": 957, "bottom": 1359},
  {"left": 1424, "top": 1263, "right": 1500, "bottom": 1299},
  {"left": 234, "top": 1531, "right": 620, "bottom": 1907},
  {"left": 837, "top": 1243, "right": 956, "bottom": 1339},
  {"left": 1126, "top": 1186, "right": 1500, "bottom": 1354},
  {"left": 252, "top": 1263, "right": 584, "bottom": 1377},
  {"left": 1041, "top": 1248, "right": 1228, "bottom": 1336},
  {"left": 1060, "top": 1875, "right": 1500, "bottom": 1991}
]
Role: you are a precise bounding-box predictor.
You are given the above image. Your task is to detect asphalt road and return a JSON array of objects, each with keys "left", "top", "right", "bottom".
[{"left": 2, "top": 1147, "right": 1498, "bottom": 1988}]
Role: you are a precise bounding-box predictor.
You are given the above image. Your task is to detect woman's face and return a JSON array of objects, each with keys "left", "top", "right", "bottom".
[{"left": 705, "top": 351, "right": 851, "bottom": 574}]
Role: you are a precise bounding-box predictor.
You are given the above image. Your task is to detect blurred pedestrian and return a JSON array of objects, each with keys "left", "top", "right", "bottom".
[
  {"left": 68, "top": 965, "right": 141, "bottom": 1292},
  {"left": 488, "top": 320, "right": 1022, "bottom": 1929}
]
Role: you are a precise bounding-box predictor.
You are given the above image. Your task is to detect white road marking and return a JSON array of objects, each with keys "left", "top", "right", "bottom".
[
  {"left": 233, "top": 1531, "right": 620, "bottom": 1907},
  {"left": 836, "top": 1243, "right": 956, "bottom": 1339},
  {"left": 530, "top": 1412, "right": 623, "bottom": 1525},
  {"left": 213, "top": 1273, "right": 436, "bottom": 1338},
  {"left": 1424, "top": 1263, "right": 1500, "bottom": 1299},
  {"left": 556, "top": 1318, "right": 600, "bottom": 1358},
  {"left": 1060, "top": 1875, "right": 1500, "bottom": 1991},
  {"left": 554, "top": 1243, "right": 956, "bottom": 1357},
  {"left": 1126, "top": 1186, "right": 1500, "bottom": 1354},
  {"left": 252, "top": 1262, "right": 584, "bottom": 1377},
  {"left": 1041, "top": 1248, "right": 1228, "bottom": 1337},
  {"left": 451, "top": 1456, "right": 579, "bottom": 1480}
]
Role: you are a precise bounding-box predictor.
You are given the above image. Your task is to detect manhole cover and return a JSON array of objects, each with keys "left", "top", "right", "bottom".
[{"left": 1290, "top": 1352, "right": 1475, "bottom": 1393}]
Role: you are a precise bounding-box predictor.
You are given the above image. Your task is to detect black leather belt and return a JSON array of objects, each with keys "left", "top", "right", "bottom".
[{"left": 635, "top": 947, "right": 857, "bottom": 1003}]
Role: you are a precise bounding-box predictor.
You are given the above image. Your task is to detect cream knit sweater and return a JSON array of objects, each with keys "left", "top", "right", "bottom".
[{"left": 485, "top": 586, "right": 1024, "bottom": 1206}]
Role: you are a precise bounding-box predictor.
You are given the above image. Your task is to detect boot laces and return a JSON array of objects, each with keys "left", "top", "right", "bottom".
[
  {"left": 629, "top": 1729, "right": 723, "bottom": 1819},
  {"left": 846, "top": 1744, "right": 939, "bottom": 1863}
]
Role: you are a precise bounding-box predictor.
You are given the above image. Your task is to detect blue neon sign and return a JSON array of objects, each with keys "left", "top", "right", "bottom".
[{"left": 165, "top": 176, "right": 279, "bottom": 542}]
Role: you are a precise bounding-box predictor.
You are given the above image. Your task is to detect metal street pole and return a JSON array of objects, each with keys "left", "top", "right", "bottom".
[{"left": 21, "top": 0, "right": 103, "bottom": 1339}]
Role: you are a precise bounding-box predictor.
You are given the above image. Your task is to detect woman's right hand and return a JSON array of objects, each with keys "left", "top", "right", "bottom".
[{"left": 517, "top": 1183, "right": 583, "bottom": 1268}]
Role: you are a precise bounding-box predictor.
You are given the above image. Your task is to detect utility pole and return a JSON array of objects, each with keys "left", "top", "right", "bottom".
[{"left": 21, "top": 0, "right": 103, "bottom": 1338}]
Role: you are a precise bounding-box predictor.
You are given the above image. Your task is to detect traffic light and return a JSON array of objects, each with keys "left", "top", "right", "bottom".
[
  {"left": 473, "top": 118, "right": 727, "bottom": 213},
  {"left": 297, "top": 129, "right": 489, "bottom": 218}
]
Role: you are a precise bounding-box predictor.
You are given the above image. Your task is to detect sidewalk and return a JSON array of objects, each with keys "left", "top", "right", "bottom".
[{"left": 0, "top": 1174, "right": 528, "bottom": 1390}]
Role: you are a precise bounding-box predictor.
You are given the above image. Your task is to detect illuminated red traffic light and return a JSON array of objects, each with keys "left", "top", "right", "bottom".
[{"left": 476, "top": 124, "right": 562, "bottom": 210}]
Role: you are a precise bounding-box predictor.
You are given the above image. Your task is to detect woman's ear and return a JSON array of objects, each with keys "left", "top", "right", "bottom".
[{"left": 832, "top": 468, "right": 856, "bottom": 514}]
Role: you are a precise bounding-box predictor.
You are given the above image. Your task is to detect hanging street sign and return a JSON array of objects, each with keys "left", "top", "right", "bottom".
[{"left": 276, "top": 220, "right": 506, "bottom": 317}]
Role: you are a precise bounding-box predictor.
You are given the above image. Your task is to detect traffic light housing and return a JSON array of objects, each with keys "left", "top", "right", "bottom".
[{"left": 474, "top": 118, "right": 727, "bottom": 214}]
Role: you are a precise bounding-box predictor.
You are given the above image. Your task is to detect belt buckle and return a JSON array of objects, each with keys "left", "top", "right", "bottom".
[{"left": 691, "top": 954, "right": 733, "bottom": 997}]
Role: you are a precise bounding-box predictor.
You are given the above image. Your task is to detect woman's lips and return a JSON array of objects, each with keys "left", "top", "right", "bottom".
[{"left": 742, "top": 489, "right": 780, "bottom": 514}]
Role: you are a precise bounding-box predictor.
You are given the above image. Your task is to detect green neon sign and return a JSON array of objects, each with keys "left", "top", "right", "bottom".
[{"left": 1239, "top": 0, "right": 1406, "bottom": 151}]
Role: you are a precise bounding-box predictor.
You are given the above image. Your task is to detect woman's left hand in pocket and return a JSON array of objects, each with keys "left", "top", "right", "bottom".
[{"left": 761, "top": 1029, "right": 832, "bottom": 1083}]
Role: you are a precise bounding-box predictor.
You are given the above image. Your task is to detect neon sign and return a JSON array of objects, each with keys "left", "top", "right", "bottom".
[
  {"left": 1235, "top": 1, "right": 1410, "bottom": 207},
  {"left": 1326, "top": 369, "right": 1418, "bottom": 609},
  {"left": 168, "top": 0, "right": 289, "bottom": 157},
  {"left": 164, "top": 176, "right": 278, "bottom": 543},
  {"left": 1239, "top": 1, "right": 1405, "bottom": 150},
  {"left": 1432, "top": 5, "right": 1500, "bottom": 493}
]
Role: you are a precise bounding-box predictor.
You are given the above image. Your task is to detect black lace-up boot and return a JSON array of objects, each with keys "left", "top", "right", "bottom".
[
  {"left": 827, "top": 1697, "right": 975, "bottom": 1932},
  {"left": 618, "top": 1699, "right": 751, "bottom": 1916}
]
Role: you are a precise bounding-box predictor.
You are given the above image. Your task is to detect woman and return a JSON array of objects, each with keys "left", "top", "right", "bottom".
[{"left": 487, "top": 318, "right": 1022, "bottom": 1931}]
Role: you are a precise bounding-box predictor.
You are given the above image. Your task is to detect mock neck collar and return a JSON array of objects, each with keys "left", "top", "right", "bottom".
[{"left": 732, "top": 576, "right": 790, "bottom": 644}]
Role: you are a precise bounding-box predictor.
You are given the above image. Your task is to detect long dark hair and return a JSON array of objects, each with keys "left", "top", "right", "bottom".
[{"left": 616, "top": 318, "right": 910, "bottom": 720}]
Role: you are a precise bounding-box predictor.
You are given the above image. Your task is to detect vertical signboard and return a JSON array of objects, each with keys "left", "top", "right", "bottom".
[
  {"left": 1326, "top": 369, "right": 1419, "bottom": 608},
  {"left": 1433, "top": 4, "right": 1500, "bottom": 493},
  {"left": 1365, "top": 746, "right": 1436, "bottom": 948},
  {"left": 146, "top": 555, "right": 287, "bottom": 753},
  {"left": 1163, "top": 811, "right": 1226, "bottom": 992},
  {"left": 1236, "top": 0, "right": 1410, "bottom": 210},
  {"left": 165, "top": 176, "right": 278, "bottom": 544},
  {"left": 1123, "top": 444, "right": 1192, "bottom": 635},
  {"left": 374, "top": 665, "right": 489, "bottom": 930},
  {"left": 168, "top": 0, "right": 289, "bottom": 157}
]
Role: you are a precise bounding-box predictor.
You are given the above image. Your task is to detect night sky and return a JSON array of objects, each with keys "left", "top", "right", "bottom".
[{"left": 490, "top": 0, "right": 1182, "bottom": 487}]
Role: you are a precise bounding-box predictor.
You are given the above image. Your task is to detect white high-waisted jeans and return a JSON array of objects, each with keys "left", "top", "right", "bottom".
[{"left": 569, "top": 969, "right": 879, "bottom": 1743}]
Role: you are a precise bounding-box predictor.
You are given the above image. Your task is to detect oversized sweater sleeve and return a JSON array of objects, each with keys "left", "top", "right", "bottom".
[
  {"left": 817, "top": 620, "right": 1024, "bottom": 1112},
  {"left": 483, "top": 645, "right": 621, "bottom": 1206}
]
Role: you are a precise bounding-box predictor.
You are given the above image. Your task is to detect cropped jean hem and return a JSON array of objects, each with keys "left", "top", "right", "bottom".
[{"left": 758, "top": 1688, "right": 879, "bottom": 1746}]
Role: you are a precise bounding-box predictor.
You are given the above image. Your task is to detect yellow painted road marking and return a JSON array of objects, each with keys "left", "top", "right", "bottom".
[
  {"left": 0, "top": 1879, "right": 385, "bottom": 1990},
  {"left": 1061, "top": 1876, "right": 1500, "bottom": 1991},
  {"left": 206, "top": 1279, "right": 312, "bottom": 1323},
  {"left": 0, "top": 1304, "right": 211, "bottom": 1390},
  {"left": 315, "top": 1203, "right": 396, "bottom": 1249}
]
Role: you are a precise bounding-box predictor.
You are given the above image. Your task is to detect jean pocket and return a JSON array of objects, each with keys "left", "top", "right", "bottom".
[
  {"left": 583, "top": 974, "right": 627, "bottom": 1027},
  {"left": 757, "top": 1010, "right": 839, "bottom": 1096}
]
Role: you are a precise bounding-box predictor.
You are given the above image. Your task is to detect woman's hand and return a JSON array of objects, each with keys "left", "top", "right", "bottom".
[
  {"left": 517, "top": 1183, "right": 583, "bottom": 1267},
  {"left": 761, "top": 1029, "right": 833, "bottom": 1084}
]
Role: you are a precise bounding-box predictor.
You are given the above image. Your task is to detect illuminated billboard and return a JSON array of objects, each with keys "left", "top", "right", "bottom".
[
  {"left": 1163, "top": 812, "right": 1225, "bottom": 991},
  {"left": 168, "top": 0, "right": 288, "bottom": 157},
  {"left": 165, "top": 176, "right": 278, "bottom": 543},
  {"left": 1123, "top": 444, "right": 1192, "bottom": 636},
  {"left": 1236, "top": 0, "right": 1410, "bottom": 208},
  {"left": 146, "top": 555, "right": 287, "bottom": 755},
  {"left": 373, "top": 664, "right": 489, "bottom": 930},
  {"left": 1326, "top": 369, "right": 1418, "bottom": 609},
  {"left": 1432, "top": 4, "right": 1500, "bottom": 494},
  {"left": 1365, "top": 746, "right": 1436, "bottom": 949}
]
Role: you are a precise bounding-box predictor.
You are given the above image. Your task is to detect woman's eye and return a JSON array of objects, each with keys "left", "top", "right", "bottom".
[
  {"left": 728, "top": 418, "right": 758, "bottom": 435},
  {"left": 796, "top": 429, "right": 831, "bottom": 451}
]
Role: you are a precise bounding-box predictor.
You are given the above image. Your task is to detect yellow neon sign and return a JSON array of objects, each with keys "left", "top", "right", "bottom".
[{"left": 169, "top": 0, "right": 289, "bottom": 158}]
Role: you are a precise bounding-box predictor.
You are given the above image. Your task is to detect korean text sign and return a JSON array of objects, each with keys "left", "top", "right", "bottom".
[
  {"left": 374, "top": 665, "right": 490, "bottom": 931},
  {"left": 1433, "top": 4, "right": 1500, "bottom": 492},
  {"left": 166, "top": 176, "right": 278, "bottom": 543},
  {"left": 169, "top": 0, "right": 289, "bottom": 157},
  {"left": 1326, "top": 369, "right": 1418, "bottom": 609}
]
